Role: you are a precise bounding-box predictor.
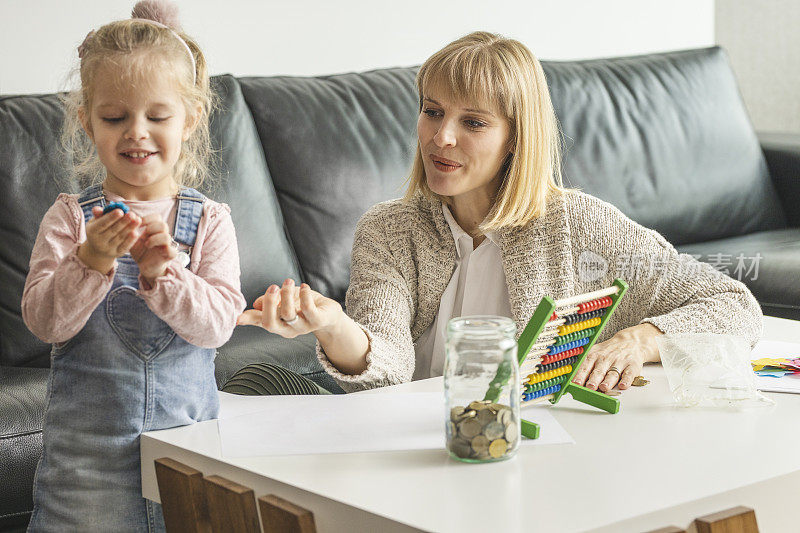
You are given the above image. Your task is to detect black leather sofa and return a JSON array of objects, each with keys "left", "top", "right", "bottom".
[{"left": 1, "top": 46, "right": 798, "bottom": 530}]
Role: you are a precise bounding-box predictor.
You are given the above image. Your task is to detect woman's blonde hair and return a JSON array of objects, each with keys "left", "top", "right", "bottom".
[
  {"left": 404, "top": 31, "right": 567, "bottom": 231},
  {"left": 61, "top": 18, "right": 215, "bottom": 189}
]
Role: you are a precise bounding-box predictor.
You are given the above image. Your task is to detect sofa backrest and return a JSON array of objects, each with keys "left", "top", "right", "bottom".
[
  {"left": 0, "top": 47, "right": 786, "bottom": 368},
  {"left": 234, "top": 47, "right": 787, "bottom": 307},
  {"left": 544, "top": 46, "right": 786, "bottom": 245},
  {"left": 238, "top": 68, "right": 419, "bottom": 303},
  {"left": 206, "top": 76, "right": 301, "bottom": 303},
  {"left": 0, "top": 93, "right": 73, "bottom": 368}
]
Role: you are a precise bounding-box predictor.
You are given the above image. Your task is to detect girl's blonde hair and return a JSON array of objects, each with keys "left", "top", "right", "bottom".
[
  {"left": 61, "top": 18, "right": 214, "bottom": 189},
  {"left": 404, "top": 31, "right": 567, "bottom": 231}
]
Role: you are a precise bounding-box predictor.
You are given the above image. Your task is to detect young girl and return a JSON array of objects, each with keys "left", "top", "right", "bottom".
[{"left": 21, "top": 2, "right": 245, "bottom": 530}]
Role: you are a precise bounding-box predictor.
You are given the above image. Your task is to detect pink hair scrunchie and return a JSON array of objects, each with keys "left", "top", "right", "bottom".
[
  {"left": 77, "top": 0, "right": 195, "bottom": 83},
  {"left": 77, "top": 30, "right": 95, "bottom": 59},
  {"left": 131, "top": 0, "right": 182, "bottom": 30}
]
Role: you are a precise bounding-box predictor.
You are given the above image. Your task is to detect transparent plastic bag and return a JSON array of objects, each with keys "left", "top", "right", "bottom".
[{"left": 657, "top": 333, "right": 774, "bottom": 408}]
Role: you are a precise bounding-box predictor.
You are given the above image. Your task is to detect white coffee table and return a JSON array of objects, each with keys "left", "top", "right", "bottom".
[{"left": 141, "top": 316, "right": 800, "bottom": 532}]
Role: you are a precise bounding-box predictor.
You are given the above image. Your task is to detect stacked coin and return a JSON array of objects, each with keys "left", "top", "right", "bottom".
[{"left": 447, "top": 400, "right": 518, "bottom": 461}]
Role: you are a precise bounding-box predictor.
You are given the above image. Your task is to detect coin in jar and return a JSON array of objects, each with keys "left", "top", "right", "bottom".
[
  {"left": 504, "top": 423, "right": 519, "bottom": 444},
  {"left": 488, "top": 439, "right": 508, "bottom": 458},
  {"left": 450, "top": 406, "right": 465, "bottom": 421},
  {"left": 449, "top": 437, "right": 472, "bottom": 458},
  {"left": 468, "top": 400, "right": 490, "bottom": 411},
  {"left": 483, "top": 421, "right": 505, "bottom": 441},
  {"left": 458, "top": 418, "right": 482, "bottom": 439},
  {"left": 498, "top": 407, "right": 513, "bottom": 426},
  {"left": 456, "top": 409, "right": 477, "bottom": 422},
  {"left": 470, "top": 434, "right": 490, "bottom": 454},
  {"left": 447, "top": 421, "right": 457, "bottom": 437},
  {"left": 476, "top": 408, "right": 496, "bottom": 426}
]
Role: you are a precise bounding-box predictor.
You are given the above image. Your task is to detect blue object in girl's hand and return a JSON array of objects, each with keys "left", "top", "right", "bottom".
[{"left": 103, "top": 202, "right": 129, "bottom": 215}]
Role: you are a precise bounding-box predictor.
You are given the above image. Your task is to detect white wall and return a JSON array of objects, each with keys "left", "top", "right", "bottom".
[
  {"left": 1, "top": 0, "right": 714, "bottom": 95},
  {"left": 716, "top": 0, "right": 800, "bottom": 134}
]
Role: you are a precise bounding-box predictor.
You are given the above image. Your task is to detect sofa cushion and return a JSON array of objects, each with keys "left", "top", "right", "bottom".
[
  {"left": 0, "top": 367, "right": 48, "bottom": 525},
  {"left": 0, "top": 93, "right": 73, "bottom": 368},
  {"left": 239, "top": 68, "right": 419, "bottom": 302},
  {"left": 758, "top": 132, "right": 800, "bottom": 228},
  {"left": 543, "top": 47, "right": 787, "bottom": 245},
  {"left": 677, "top": 228, "right": 800, "bottom": 320},
  {"left": 215, "top": 327, "right": 344, "bottom": 394},
  {"left": 206, "top": 75, "right": 301, "bottom": 304}
]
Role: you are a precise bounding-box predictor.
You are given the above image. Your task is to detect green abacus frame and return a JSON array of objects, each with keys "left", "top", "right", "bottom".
[{"left": 485, "top": 278, "right": 629, "bottom": 440}]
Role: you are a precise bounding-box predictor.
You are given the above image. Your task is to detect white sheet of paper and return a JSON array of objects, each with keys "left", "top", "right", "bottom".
[
  {"left": 754, "top": 374, "right": 800, "bottom": 394},
  {"left": 751, "top": 339, "right": 800, "bottom": 359},
  {"left": 218, "top": 391, "right": 573, "bottom": 458},
  {"left": 218, "top": 391, "right": 284, "bottom": 420},
  {"left": 751, "top": 339, "right": 800, "bottom": 394}
]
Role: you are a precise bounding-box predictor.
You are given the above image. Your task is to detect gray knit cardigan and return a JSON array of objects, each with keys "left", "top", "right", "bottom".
[{"left": 317, "top": 190, "right": 763, "bottom": 392}]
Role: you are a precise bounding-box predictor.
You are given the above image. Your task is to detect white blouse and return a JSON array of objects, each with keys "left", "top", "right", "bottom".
[{"left": 413, "top": 204, "right": 514, "bottom": 379}]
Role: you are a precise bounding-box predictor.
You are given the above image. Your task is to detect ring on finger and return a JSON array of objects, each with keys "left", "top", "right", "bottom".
[
  {"left": 281, "top": 315, "right": 299, "bottom": 326},
  {"left": 606, "top": 366, "right": 622, "bottom": 377}
]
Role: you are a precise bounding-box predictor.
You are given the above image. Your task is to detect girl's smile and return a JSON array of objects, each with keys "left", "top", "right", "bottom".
[{"left": 120, "top": 149, "right": 158, "bottom": 164}]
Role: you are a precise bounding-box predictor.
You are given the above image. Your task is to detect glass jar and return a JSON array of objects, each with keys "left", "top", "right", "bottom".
[{"left": 444, "top": 316, "right": 520, "bottom": 463}]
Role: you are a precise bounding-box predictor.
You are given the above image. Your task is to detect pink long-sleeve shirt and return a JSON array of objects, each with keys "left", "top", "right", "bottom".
[{"left": 22, "top": 191, "right": 246, "bottom": 349}]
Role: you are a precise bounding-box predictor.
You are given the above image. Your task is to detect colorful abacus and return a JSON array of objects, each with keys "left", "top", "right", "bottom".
[{"left": 484, "top": 279, "right": 628, "bottom": 439}]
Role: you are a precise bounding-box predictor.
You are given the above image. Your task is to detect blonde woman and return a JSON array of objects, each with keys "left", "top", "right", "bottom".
[{"left": 239, "top": 32, "right": 762, "bottom": 394}]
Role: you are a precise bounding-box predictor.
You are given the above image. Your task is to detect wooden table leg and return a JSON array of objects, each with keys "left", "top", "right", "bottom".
[
  {"left": 203, "top": 475, "right": 262, "bottom": 533},
  {"left": 695, "top": 506, "right": 759, "bottom": 533},
  {"left": 258, "top": 494, "right": 317, "bottom": 533},
  {"left": 154, "top": 457, "right": 211, "bottom": 533}
]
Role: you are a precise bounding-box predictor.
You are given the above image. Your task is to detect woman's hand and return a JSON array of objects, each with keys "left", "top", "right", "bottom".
[
  {"left": 130, "top": 214, "right": 177, "bottom": 285},
  {"left": 237, "top": 279, "right": 344, "bottom": 339},
  {"left": 239, "top": 279, "right": 370, "bottom": 375},
  {"left": 77, "top": 206, "right": 142, "bottom": 274},
  {"left": 570, "top": 323, "right": 663, "bottom": 392}
]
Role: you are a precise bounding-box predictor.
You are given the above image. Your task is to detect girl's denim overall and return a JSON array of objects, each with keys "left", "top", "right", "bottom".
[{"left": 28, "top": 185, "right": 219, "bottom": 532}]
